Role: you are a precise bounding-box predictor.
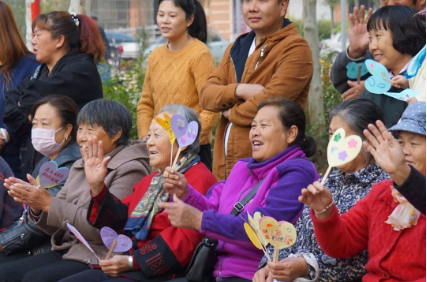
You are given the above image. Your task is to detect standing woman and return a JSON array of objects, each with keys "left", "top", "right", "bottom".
[
  {"left": 3, "top": 11, "right": 105, "bottom": 179},
  {"left": 137, "top": 0, "right": 219, "bottom": 171},
  {"left": 0, "top": 1, "right": 39, "bottom": 178}
]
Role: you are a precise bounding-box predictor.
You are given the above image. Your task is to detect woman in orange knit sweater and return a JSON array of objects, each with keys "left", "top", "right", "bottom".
[{"left": 137, "top": 0, "right": 219, "bottom": 170}]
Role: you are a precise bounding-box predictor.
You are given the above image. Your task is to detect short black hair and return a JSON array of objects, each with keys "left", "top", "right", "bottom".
[
  {"left": 367, "top": 5, "right": 426, "bottom": 57},
  {"left": 77, "top": 99, "right": 132, "bottom": 146}
]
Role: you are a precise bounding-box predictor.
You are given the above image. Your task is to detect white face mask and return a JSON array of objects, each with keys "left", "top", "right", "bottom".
[{"left": 31, "top": 127, "right": 65, "bottom": 156}]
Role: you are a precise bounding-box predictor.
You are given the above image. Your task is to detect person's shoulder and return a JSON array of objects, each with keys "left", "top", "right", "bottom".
[
  {"left": 108, "top": 142, "right": 150, "bottom": 171},
  {"left": 0, "top": 156, "right": 13, "bottom": 178},
  {"left": 276, "top": 157, "right": 318, "bottom": 178},
  {"left": 370, "top": 179, "right": 394, "bottom": 198},
  {"left": 186, "top": 162, "right": 217, "bottom": 182}
]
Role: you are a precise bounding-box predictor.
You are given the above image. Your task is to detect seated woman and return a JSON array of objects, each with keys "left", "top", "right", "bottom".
[
  {"left": 1, "top": 100, "right": 150, "bottom": 282},
  {"left": 58, "top": 105, "right": 217, "bottom": 282},
  {"left": 300, "top": 102, "right": 426, "bottom": 281},
  {"left": 0, "top": 95, "right": 81, "bottom": 262},
  {"left": 331, "top": 5, "right": 425, "bottom": 127},
  {"left": 0, "top": 157, "right": 20, "bottom": 232},
  {"left": 158, "top": 97, "right": 319, "bottom": 282},
  {"left": 364, "top": 119, "right": 426, "bottom": 214},
  {"left": 253, "top": 99, "right": 390, "bottom": 282}
]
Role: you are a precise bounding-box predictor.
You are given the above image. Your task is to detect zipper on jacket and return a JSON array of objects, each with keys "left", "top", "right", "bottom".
[
  {"left": 255, "top": 44, "right": 268, "bottom": 70},
  {"left": 216, "top": 257, "right": 225, "bottom": 282}
]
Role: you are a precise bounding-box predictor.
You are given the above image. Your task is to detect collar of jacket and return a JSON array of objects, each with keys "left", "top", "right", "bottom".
[
  {"left": 73, "top": 140, "right": 149, "bottom": 170},
  {"left": 230, "top": 18, "right": 292, "bottom": 83},
  {"left": 240, "top": 144, "right": 307, "bottom": 179},
  {"left": 37, "top": 141, "right": 81, "bottom": 167},
  {"left": 34, "top": 52, "right": 95, "bottom": 80}
]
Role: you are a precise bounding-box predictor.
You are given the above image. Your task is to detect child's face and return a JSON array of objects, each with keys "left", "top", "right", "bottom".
[
  {"left": 242, "top": 0, "right": 288, "bottom": 36},
  {"left": 368, "top": 28, "right": 406, "bottom": 73}
]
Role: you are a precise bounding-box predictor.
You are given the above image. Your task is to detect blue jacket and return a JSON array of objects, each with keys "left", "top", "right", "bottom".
[{"left": 0, "top": 55, "right": 39, "bottom": 177}]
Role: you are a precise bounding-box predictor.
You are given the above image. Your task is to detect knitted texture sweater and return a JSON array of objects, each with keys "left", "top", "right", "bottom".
[{"left": 137, "top": 39, "right": 219, "bottom": 145}]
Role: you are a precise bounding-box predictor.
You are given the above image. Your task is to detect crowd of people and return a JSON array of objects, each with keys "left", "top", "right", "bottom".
[{"left": 0, "top": 0, "right": 425, "bottom": 282}]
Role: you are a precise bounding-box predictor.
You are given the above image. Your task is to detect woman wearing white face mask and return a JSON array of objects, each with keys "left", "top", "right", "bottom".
[{"left": 0, "top": 95, "right": 81, "bottom": 262}]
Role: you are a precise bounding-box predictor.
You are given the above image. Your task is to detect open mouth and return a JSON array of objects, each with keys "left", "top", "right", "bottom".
[
  {"left": 149, "top": 151, "right": 158, "bottom": 155},
  {"left": 373, "top": 54, "right": 382, "bottom": 61},
  {"left": 252, "top": 141, "right": 264, "bottom": 148}
]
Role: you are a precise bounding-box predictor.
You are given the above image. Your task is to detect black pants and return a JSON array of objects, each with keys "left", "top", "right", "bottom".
[
  {"left": 59, "top": 269, "right": 135, "bottom": 282},
  {"left": 199, "top": 144, "right": 212, "bottom": 171},
  {"left": 58, "top": 269, "right": 134, "bottom": 282},
  {"left": 0, "top": 250, "right": 29, "bottom": 263},
  {"left": 0, "top": 250, "right": 90, "bottom": 282},
  {"left": 168, "top": 277, "right": 251, "bottom": 282}
]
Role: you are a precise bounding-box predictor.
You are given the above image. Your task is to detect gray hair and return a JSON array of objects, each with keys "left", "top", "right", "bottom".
[
  {"left": 77, "top": 99, "right": 132, "bottom": 146},
  {"left": 159, "top": 104, "right": 201, "bottom": 156},
  {"left": 328, "top": 99, "right": 385, "bottom": 165}
]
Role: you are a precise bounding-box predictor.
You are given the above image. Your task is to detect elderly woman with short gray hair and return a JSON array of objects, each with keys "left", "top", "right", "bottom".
[
  {"left": 0, "top": 99, "right": 150, "bottom": 282},
  {"left": 59, "top": 104, "right": 218, "bottom": 282}
]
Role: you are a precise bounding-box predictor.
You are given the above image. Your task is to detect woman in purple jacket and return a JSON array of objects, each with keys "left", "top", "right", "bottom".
[{"left": 159, "top": 97, "right": 319, "bottom": 282}]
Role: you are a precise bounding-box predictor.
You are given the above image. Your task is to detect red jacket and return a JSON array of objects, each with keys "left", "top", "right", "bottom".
[
  {"left": 89, "top": 162, "right": 217, "bottom": 280},
  {"left": 312, "top": 180, "right": 426, "bottom": 282}
]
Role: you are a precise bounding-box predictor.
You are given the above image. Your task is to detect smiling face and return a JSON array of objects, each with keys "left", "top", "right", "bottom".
[
  {"left": 156, "top": 0, "right": 193, "bottom": 42},
  {"left": 77, "top": 123, "right": 118, "bottom": 155},
  {"left": 329, "top": 115, "right": 367, "bottom": 173},
  {"left": 242, "top": 0, "right": 288, "bottom": 38},
  {"left": 147, "top": 113, "right": 180, "bottom": 171},
  {"left": 382, "top": 0, "right": 424, "bottom": 10},
  {"left": 398, "top": 131, "right": 426, "bottom": 175},
  {"left": 368, "top": 27, "right": 412, "bottom": 75},
  {"left": 250, "top": 106, "right": 295, "bottom": 162}
]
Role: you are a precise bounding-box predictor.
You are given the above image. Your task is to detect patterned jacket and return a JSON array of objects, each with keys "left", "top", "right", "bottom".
[{"left": 260, "top": 163, "right": 389, "bottom": 281}]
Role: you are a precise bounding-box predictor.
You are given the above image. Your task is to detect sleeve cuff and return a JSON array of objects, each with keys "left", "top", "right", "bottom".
[
  {"left": 346, "top": 47, "right": 368, "bottom": 61},
  {"left": 91, "top": 185, "right": 108, "bottom": 205}
]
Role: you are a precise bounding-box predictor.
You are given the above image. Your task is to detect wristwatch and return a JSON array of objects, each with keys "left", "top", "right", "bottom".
[{"left": 128, "top": 255, "right": 134, "bottom": 270}]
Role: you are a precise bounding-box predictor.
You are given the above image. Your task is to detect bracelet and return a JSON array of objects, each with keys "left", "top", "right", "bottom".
[
  {"left": 128, "top": 255, "right": 134, "bottom": 270},
  {"left": 313, "top": 202, "right": 334, "bottom": 214}
]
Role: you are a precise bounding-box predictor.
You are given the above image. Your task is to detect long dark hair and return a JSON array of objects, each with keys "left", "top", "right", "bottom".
[
  {"left": 257, "top": 97, "right": 317, "bottom": 157},
  {"left": 158, "top": 0, "right": 207, "bottom": 43},
  {"left": 33, "top": 11, "right": 105, "bottom": 61},
  {"left": 0, "top": 1, "right": 31, "bottom": 89}
]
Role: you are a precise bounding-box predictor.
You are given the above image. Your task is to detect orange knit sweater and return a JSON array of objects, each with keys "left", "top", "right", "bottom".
[{"left": 137, "top": 39, "right": 219, "bottom": 145}]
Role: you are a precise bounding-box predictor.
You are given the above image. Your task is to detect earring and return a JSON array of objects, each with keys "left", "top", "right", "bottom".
[{"left": 65, "top": 136, "right": 68, "bottom": 141}]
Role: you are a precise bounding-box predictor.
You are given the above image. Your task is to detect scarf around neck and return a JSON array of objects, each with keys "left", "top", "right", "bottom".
[{"left": 124, "top": 152, "right": 200, "bottom": 240}]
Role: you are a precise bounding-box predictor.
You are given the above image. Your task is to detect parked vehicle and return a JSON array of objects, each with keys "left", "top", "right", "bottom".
[
  {"left": 319, "top": 33, "right": 349, "bottom": 63},
  {"left": 105, "top": 31, "right": 141, "bottom": 60},
  {"left": 144, "top": 29, "right": 229, "bottom": 63}
]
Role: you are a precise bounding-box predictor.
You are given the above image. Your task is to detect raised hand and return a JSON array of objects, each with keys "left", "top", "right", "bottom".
[
  {"left": 299, "top": 181, "right": 333, "bottom": 220},
  {"left": 348, "top": 5, "right": 373, "bottom": 58},
  {"left": 81, "top": 136, "right": 111, "bottom": 196},
  {"left": 363, "top": 120, "right": 410, "bottom": 185},
  {"left": 162, "top": 167, "right": 189, "bottom": 200}
]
